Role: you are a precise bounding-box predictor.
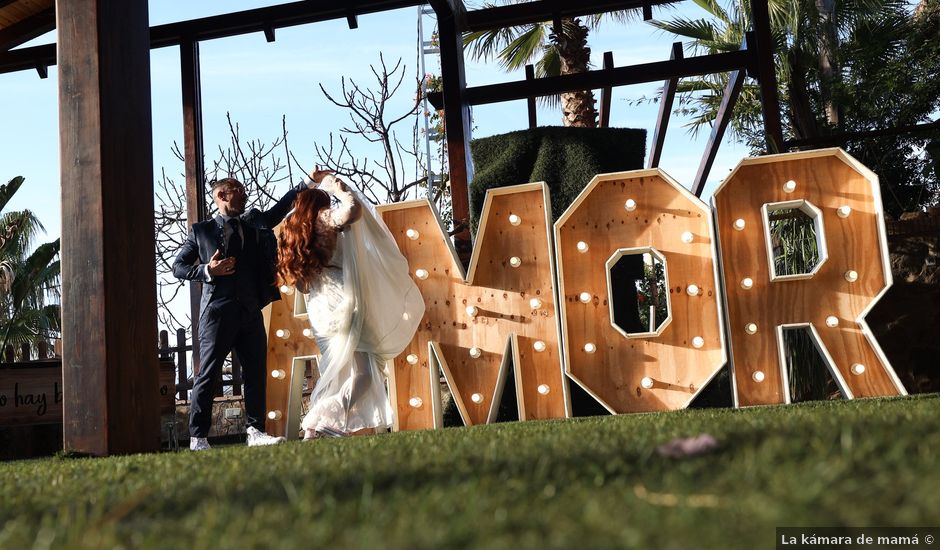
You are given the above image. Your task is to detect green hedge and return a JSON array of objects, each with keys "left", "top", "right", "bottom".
[{"left": 469, "top": 126, "right": 646, "bottom": 230}]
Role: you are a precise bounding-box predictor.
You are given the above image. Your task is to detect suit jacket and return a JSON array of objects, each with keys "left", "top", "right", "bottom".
[{"left": 173, "top": 184, "right": 303, "bottom": 316}]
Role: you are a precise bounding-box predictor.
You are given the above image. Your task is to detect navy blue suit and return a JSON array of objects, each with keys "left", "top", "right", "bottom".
[{"left": 173, "top": 185, "right": 302, "bottom": 437}]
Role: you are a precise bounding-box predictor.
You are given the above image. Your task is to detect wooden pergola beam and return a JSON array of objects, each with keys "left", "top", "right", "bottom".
[
  {"left": 0, "top": 0, "right": 426, "bottom": 74},
  {"left": 180, "top": 39, "right": 206, "bottom": 377},
  {"left": 785, "top": 119, "right": 940, "bottom": 149},
  {"left": 427, "top": 49, "right": 754, "bottom": 109},
  {"left": 59, "top": 0, "right": 159, "bottom": 456},
  {"left": 465, "top": 0, "right": 675, "bottom": 32},
  {"left": 692, "top": 60, "right": 746, "bottom": 196},
  {"left": 750, "top": 0, "right": 784, "bottom": 153},
  {"left": 429, "top": 0, "right": 474, "bottom": 261},
  {"left": 598, "top": 51, "right": 614, "bottom": 128},
  {"left": 525, "top": 64, "right": 537, "bottom": 128},
  {"left": 647, "top": 42, "right": 683, "bottom": 168},
  {"left": 0, "top": 6, "right": 54, "bottom": 51}
]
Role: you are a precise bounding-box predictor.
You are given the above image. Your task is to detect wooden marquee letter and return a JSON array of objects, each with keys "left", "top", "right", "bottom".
[
  {"left": 554, "top": 170, "right": 727, "bottom": 413},
  {"left": 378, "top": 183, "right": 570, "bottom": 431},
  {"left": 712, "top": 149, "right": 907, "bottom": 406}
]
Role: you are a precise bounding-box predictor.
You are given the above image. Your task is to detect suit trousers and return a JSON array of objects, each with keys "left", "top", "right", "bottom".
[{"left": 189, "top": 298, "right": 267, "bottom": 437}]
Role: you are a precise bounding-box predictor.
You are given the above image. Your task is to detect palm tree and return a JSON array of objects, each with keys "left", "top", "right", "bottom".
[
  {"left": 0, "top": 176, "right": 61, "bottom": 357},
  {"left": 652, "top": 0, "right": 914, "bottom": 145},
  {"left": 463, "top": 2, "right": 640, "bottom": 127}
]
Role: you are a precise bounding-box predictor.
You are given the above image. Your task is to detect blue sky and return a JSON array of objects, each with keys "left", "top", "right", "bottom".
[{"left": 0, "top": 1, "right": 751, "bottom": 246}]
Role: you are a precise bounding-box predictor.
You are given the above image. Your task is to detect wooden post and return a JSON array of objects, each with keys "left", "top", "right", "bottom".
[
  {"left": 20, "top": 342, "right": 30, "bottom": 361},
  {"left": 647, "top": 42, "right": 683, "bottom": 169},
  {"left": 750, "top": 0, "right": 784, "bottom": 153},
  {"left": 692, "top": 62, "right": 745, "bottom": 196},
  {"left": 159, "top": 330, "right": 170, "bottom": 361},
  {"left": 181, "top": 39, "right": 206, "bottom": 376},
  {"left": 176, "top": 328, "right": 188, "bottom": 400},
  {"left": 58, "top": 0, "right": 160, "bottom": 456},
  {"left": 432, "top": 0, "right": 473, "bottom": 261},
  {"left": 598, "top": 51, "right": 613, "bottom": 128},
  {"left": 525, "top": 64, "right": 537, "bottom": 129}
]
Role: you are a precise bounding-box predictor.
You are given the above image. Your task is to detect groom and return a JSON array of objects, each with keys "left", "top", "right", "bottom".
[{"left": 173, "top": 175, "right": 316, "bottom": 450}]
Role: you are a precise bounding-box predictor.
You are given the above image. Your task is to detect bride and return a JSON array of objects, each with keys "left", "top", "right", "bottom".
[{"left": 277, "top": 168, "right": 425, "bottom": 438}]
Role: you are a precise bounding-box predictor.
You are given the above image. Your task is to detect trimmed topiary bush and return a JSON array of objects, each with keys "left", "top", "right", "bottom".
[{"left": 469, "top": 126, "right": 646, "bottom": 230}]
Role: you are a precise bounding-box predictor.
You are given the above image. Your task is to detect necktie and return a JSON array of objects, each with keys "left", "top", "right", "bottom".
[{"left": 227, "top": 218, "right": 242, "bottom": 257}]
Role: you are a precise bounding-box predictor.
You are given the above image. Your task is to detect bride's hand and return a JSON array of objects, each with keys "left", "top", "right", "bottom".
[{"left": 308, "top": 165, "right": 334, "bottom": 186}]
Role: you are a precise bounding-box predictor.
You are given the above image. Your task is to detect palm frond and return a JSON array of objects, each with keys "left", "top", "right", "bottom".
[
  {"left": 499, "top": 24, "right": 549, "bottom": 70},
  {"left": 11, "top": 239, "right": 59, "bottom": 310},
  {"left": 691, "top": 0, "right": 731, "bottom": 23},
  {"left": 651, "top": 17, "right": 719, "bottom": 44},
  {"left": 0, "top": 210, "right": 45, "bottom": 263},
  {"left": 0, "top": 176, "right": 25, "bottom": 213}
]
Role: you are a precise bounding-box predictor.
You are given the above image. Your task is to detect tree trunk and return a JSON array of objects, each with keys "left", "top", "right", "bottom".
[
  {"left": 815, "top": 0, "right": 841, "bottom": 126},
  {"left": 786, "top": 48, "right": 819, "bottom": 141},
  {"left": 553, "top": 18, "right": 597, "bottom": 128}
]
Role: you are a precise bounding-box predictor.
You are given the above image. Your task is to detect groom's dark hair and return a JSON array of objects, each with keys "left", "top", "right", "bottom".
[{"left": 210, "top": 177, "right": 243, "bottom": 191}]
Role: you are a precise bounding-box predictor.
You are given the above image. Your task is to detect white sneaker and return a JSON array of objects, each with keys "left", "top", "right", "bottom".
[
  {"left": 190, "top": 437, "right": 211, "bottom": 451},
  {"left": 246, "top": 426, "right": 286, "bottom": 447}
]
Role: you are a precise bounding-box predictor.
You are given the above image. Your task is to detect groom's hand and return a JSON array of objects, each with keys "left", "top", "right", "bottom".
[{"left": 207, "top": 249, "right": 237, "bottom": 276}]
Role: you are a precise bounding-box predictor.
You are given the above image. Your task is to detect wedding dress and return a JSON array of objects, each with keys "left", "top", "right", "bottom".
[{"left": 300, "top": 180, "right": 425, "bottom": 434}]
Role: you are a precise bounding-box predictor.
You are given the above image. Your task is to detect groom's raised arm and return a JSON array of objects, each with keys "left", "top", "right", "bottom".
[{"left": 260, "top": 182, "right": 306, "bottom": 228}]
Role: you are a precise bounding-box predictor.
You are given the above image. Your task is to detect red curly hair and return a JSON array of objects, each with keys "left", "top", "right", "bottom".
[{"left": 277, "top": 188, "right": 336, "bottom": 291}]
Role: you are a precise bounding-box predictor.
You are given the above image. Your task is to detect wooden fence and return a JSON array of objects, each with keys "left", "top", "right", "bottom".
[{"left": 158, "top": 329, "right": 244, "bottom": 401}]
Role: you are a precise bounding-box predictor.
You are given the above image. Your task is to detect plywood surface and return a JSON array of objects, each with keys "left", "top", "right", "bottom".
[
  {"left": 713, "top": 149, "right": 905, "bottom": 406},
  {"left": 554, "top": 170, "right": 726, "bottom": 413}
]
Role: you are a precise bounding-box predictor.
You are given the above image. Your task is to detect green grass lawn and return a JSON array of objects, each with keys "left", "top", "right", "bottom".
[{"left": 1, "top": 395, "right": 938, "bottom": 549}]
